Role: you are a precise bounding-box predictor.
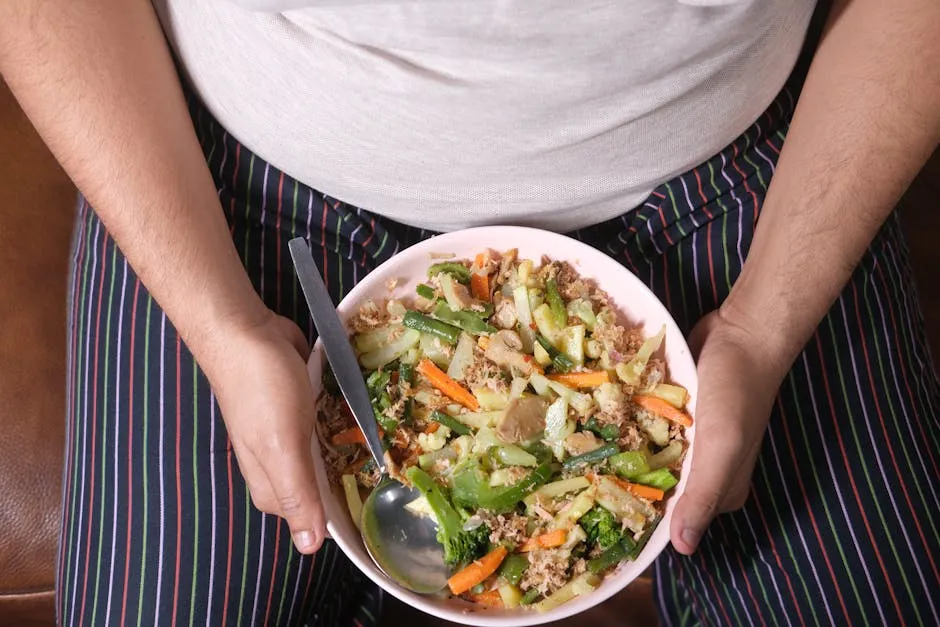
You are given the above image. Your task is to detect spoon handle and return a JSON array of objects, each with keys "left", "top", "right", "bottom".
[{"left": 288, "top": 237, "right": 387, "bottom": 473}]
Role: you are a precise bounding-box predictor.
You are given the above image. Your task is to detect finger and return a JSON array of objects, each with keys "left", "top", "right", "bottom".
[
  {"left": 261, "top": 430, "right": 327, "bottom": 555},
  {"left": 233, "top": 445, "right": 279, "bottom": 513},
  {"left": 670, "top": 425, "right": 744, "bottom": 555}
]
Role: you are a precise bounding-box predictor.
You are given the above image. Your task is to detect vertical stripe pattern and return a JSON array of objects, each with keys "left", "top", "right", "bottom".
[{"left": 56, "top": 75, "right": 938, "bottom": 627}]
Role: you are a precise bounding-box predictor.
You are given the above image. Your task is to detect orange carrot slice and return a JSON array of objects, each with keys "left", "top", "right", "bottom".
[
  {"left": 519, "top": 529, "right": 568, "bottom": 552},
  {"left": 447, "top": 546, "right": 509, "bottom": 595},
  {"left": 469, "top": 589, "right": 504, "bottom": 609},
  {"left": 632, "top": 394, "right": 693, "bottom": 427},
  {"left": 546, "top": 371, "right": 610, "bottom": 388},
  {"left": 417, "top": 358, "right": 480, "bottom": 411},
  {"left": 331, "top": 426, "right": 367, "bottom": 446},
  {"left": 621, "top": 479, "right": 665, "bottom": 501}
]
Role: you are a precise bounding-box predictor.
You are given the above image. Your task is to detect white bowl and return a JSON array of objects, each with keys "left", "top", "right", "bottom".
[{"left": 306, "top": 226, "right": 697, "bottom": 626}]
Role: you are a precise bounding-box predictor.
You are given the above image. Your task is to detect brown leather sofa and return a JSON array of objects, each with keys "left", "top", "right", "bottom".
[{"left": 1, "top": 75, "right": 936, "bottom": 627}]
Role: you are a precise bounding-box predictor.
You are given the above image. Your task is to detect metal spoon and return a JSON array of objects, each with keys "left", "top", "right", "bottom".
[{"left": 288, "top": 237, "right": 450, "bottom": 595}]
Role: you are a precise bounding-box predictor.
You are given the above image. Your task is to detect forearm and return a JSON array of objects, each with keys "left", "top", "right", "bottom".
[
  {"left": 0, "top": 0, "right": 267, "bottom": 377},
  {"left": 724, "top": 0, "right": 940, "bottom": 373}
]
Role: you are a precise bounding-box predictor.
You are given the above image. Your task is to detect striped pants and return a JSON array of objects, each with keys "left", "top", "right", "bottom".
[{"left": 57, "top": 80, "right": 940, "bottom": 625}]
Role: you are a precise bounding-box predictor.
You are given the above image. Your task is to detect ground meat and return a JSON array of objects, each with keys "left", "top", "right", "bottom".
[
  {"left": 491, "top": 294, "right": 517, "bottom": 329},
  {"left": 462, "top": 347, "right": 507, "bottom": 392},
  {"left": 641, "top": 358, "right": 666, "bottom": 390},
  {"left": 479, "top": 511, "right": 530, "bottom": 548},
  {"left": 521, "top": 549, "right": 571, "bottom": 597},
  {"left": 616, "top": 423, "right": 644, "bottom": 451},
  {"left": 668, "top": 423, "right": 686, "bottom": 443},
  {"left": 571, "top": 558, "right": 588, "bottom": 577},
  {"left": 356, "top": 462, "right": 382, "bottom": 489},
  {"left": 348, "top": 299, "right": 391, "bottom": 332},
  {"left": 494, "top": 249, "right": 518, "bottom": 289},
  {"left": 548, "top": 262, "right": 590, "bottom": 302}
]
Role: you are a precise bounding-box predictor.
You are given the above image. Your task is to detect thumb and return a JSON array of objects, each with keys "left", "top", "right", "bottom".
[
  {"left": 263, "top": 433, "right": 327, "bottom": 555},
  {"left": 670, "top": 427, "right": 742, "bottom": 555}
]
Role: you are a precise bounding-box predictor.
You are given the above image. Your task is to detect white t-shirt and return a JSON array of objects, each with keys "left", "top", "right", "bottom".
[{"left": 155, "top": 0, "right": 817, "bottom": 232}]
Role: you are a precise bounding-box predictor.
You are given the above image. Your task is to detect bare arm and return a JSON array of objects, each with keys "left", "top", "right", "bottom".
[
  {"left": 1, "top": 0, "right": 325, "bottom": 553},
  {"left": 673, "top": 0, "right": 940, "bottom": 553}
]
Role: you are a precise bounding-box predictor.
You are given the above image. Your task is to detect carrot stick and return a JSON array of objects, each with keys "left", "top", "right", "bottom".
[
  {"left": 593, "top": 472, "right": 666, "bottom": 501},
  {"left": 424, "top": 422, "right": 441, "bottom": 434},
  {"left": 519, "top": 529, "right": 568, "bottom": 552},
  {"left": 469, "top": 589, "right": 504, "bottom": 609},
  {"left": 417, "top": 358, "right": 481, "bottom": 411},
  {"left": 447, "top": 546, "right": 509, "bottom": 595},
  {"left": 546, "top": 371, "right": 610, "bottom": 388},
  {"left": 632, "top": 394, "right": 693, "bottom": 427},
  {"left": 621, "top": 480, "right": 665, "bottom": 501},
  {"left": 331, "top": 426, "right": 367, "bottom": 446},
  {"left": 470, "top": 272, "right": 489, "bottom": 300},
  {"left": 470, "top": 253, "right": 490, "bottom": 300}
]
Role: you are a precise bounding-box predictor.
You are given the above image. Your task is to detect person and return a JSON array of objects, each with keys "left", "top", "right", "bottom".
[{"left": 2, "top": 0, "right": 938, "bottom": 625}]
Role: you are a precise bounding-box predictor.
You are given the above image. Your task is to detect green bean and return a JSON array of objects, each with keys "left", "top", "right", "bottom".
[
  {"left": 430, "top": 410, "right": 473, "bottom": 436},
  {"left": 428, "top": 262, "right": 471, "bottom": 284},
  {"left": 403, "top": 310, "right": 461, "bottom": 344},
  {"left": 562, "top": 443, "right": 620, "bottom": 470}
]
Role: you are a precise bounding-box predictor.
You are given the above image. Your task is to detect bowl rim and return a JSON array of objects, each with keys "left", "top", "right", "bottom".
[{"left": 306, "top": 225, "right": 697, "bottom": 626}]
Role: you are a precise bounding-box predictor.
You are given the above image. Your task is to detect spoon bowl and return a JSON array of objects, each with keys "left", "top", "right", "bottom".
[{"left": 360, "top": 479, "right": 451, "bottom": 595}]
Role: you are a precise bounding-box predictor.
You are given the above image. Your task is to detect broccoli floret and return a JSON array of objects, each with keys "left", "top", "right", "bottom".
[
  {"left": 406, "top": 466, "right": 490, "bottom": 567},
  {"left": 580, "top": 505, "right": 623, "bottom": 551}
]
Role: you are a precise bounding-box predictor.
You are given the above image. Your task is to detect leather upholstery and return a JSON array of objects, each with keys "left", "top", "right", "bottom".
[{"left": 0, "top": 80, "right": 73, "bottom": 626}]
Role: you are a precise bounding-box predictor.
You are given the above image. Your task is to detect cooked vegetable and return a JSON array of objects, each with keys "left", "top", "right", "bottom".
[
  {"left": 452, "top": 459, "right": 553, "bottom": 513},
  {"left": 415, "top": 283, "right": 437, "bottom": 300},
  {"left": 633, "top": 394, "right": 694, "bottom": 427},
  {"left": 498, "top": 584, "right": 523, "bottom": 609},
  {"left": 403, "top": 310, "right": 461, "bottom": 344},
  {"left": 519, "top": 529, "right": 568, "bottom": 552},
  {"left": 331, "top": 426, "right": 368, "bottom": 446},
  {"left": 587, "top": 536, "right": 637, "bottom": 574},
  {"left": 580, "top": 505, "right": 624, "bottom": 552},
  {"left": 546, "top": 370, "right": 609, "bottom": 388},
  {"left": 649, "top": 383, "right": 689, "bottom": 408},
  {"left": 406, "top": 466, "right": 491, "bottom": 568},
  {"left": 321, "top": 250, "right": 693, "bottom": 613},
  {"left": 447, "top": 546, "right": 508, "bottom": 595},
  {"left": 469, "top": 589, "right": 504, "bottom": 608},
  {"left": 491, "top": 444, "right": 539, "bottom": 468},
  {"left": 342, "top": 474, "right": 363, "bottom": 530},
  {"left": 428, "top": 261, "right": 472, "bottom": 284},
  {"left": 520, "top": 588, "right": 541, "bottom": 605},
  {"left": 630, "top": 468, "right": 679, "bottom": 492},
  {"left": 535, "top": 334, "right": 575, "bottom": 372},
  {"left": 533, "top": 573, "right": 600, "bottom": 613},
  {"left": 430, "top": 410, "right": 473, "bottom": 437},
  {"left": 562, "top": 443, "right": 620, "bottom": 470},
  {"left": 498, "top": 553, "right": 529, "bottom": 585},
  {"left": 417, "top": 358, "right": 481, "bottom": 410},
  {"left": 615, "top": 325, "right": 666, "bottom": 385},
  {"left": 545, "top": 279, "right": 567, "bottom": 327},
  {"left": 648, "top": 440, "right": 683, "bottom": 470},
  {"left": 609, "top": 450, "right": 651, "bottom": 479},
  {"left": 432, "top": 301, "right": 498, "bottom": 336},
  {"left": 582, "top": 416, "right": 620, "bottom": 441},
  {"left": 470, "top": 261, "right": 490, "bottom": 300},
  {"left": 618, "top": 478, "right": 666, "bottom": 501}
]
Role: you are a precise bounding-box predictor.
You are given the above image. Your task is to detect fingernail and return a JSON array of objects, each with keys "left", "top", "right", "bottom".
[
  {"left": 293, "top": 530, "right": 315, "bottom": 553},
  {"left": 681, "top": 527, "right": 701, "bottom": 549}
]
